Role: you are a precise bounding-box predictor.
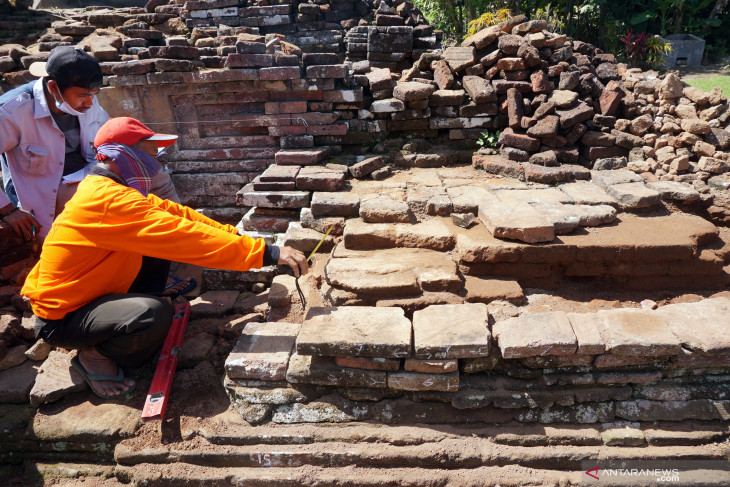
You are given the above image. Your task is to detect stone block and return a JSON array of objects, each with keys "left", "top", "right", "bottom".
[
  {"left": 286, "top": 353, "right": 387, "bottom": 388},
  {"left": 350, "top": 157, "right": 385, "bottom": 178},
  {"left": 442, "top": 46, "right": 476, "bottom": 72},
  {"left": 275, "top": 147, "right": 331, "bottom": 166},
  {"left": 493, "top": 312, "right": 578, "bottom": 358},
  {"left": 596, "top": 308, "right": 682, "bottom": 357},
  {"left": 404, "top": 358, "right": 458, "bottom": 374},
  {"left": 225, "top": 322, "right": 301, "bottom": 381},
  {"left": 0, "top": 360, "right": 37, "bottom": 403},
  {"left": 296, "top": 166, "right": 345, "bottom": 192},
  {"left": 260, "top": 66, "right": 300, "bottom": 80},
  {"left": 306, "top": 64, "right": 348, "bottom": 78},
  {"left": 29, "top": 351, "right": 85, "bottom": 406},
  {"left": 393, "top": 81, "right": 436, "bottom": 101},
  {"left": 334, "top": 356, "right": 401, "bottom": 372},
  {"left": 605, "top": 182, "right": 661, "bottom": 208},
  {"left": 237, "top": 184, "right": 311, "bottom": 209},
  {"left": 297, "top": 306, "right": 411, "bottom": 358},
  {"left": 311, "top": 192, "right": 360, "bottom": 217},
  {"left": 656, "top": 298, "right": 730, "bottom": 355},
  {"left": 565, "top": 312, "right": 607, "bottom": 355},
  {"left": 359, "top": 195, "right": 411, "bottom": 223},
  {"left": 387, "top": 370, "right": 459, "bottom": 392},
  {"left": 478, "top": 199, "right": 555, "bottom": 244},
  {"left": 412, "top": 303, "right": 490, "bottom": 359},
  {"left": 463, "top": 276, "right": 525, "bottom": 305},
  {"left": 190, "top": 290, "right": 240, "bottom": 317}
]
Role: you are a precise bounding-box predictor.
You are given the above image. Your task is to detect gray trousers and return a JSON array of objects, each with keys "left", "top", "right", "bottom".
[{"left": 35, "top": 257, "right": 174, "bottom": 368}]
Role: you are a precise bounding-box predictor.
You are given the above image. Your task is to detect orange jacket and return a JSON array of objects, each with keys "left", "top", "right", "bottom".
[{"left": 23, "top": 173, "right": 267, "bottom": 320}]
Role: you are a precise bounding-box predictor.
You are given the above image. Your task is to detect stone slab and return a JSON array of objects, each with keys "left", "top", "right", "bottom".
[
  {"left": 236, "top": 184, "right": 311, "bottom": 209},
  {"left": 286, "top": 353, "right": 387, "bottom": 388},
  {"left": 296, "top": 306, "right": 412, "bottom": 358},
  {"left": 359, "top": 195, "right": 411, "bottom": 223},
  {"left": 295, "top": 166, "right": 345, "bottom": 192},
  {"left": 478, "top": 200, "right": 555, "bottom": 244},
  {"left": 565, "top": 313, "right": 607, "bottom": 355},
  {"left": 591, "top": 169, "right": 643, "bottom": 189},
  {"left": 645, "top": 181, "right": 701, "bottom": 202},
  {"left": 656, "top": 298, "right": 730, "bottom": 355},
  {"left": 596, "top": 308, "right": 682, "bottom": 357},
  {"left": 605, "top": 182, "right": 661, "bottom": 208},
  {"left": 558, "top": 181, "right": 618, "bottom": 206},
  {"left": 493, "top": 312, "right": 578, "bottom": 358},
  {"left": 0, "top": 344, "right": 27, "bottom": 371},
  {"left": 325, "top": 247, "right": 461, "bottom": 297},
  {"left": 343, "top": 218, "right": 456, "bottom": 251},
  {"left": 463, "top": 276, "right": 525, "bottom": 305},
  {"left": 311, "top": 192, "right": 360, "bottom": 217},
  {"left": 495, "top": 188, "right": 574, "bottom": 206},
  {"left": 225, "top": 322, "right": 301, "bottom": 381},
  {"left": 30, "top": 400, "right": 140, "bottom": 442},
  {"left": 412, "top": 303, "right": 490, "bottom": 359},
  {"left": 387, "top": 370, "right": 459, "bottom": 392},
  {"left": 29, "top": 351, "right": 86, "bottom": 406},
  {"left": 0, "top": 360, "right": 37, "bottom": 403}
]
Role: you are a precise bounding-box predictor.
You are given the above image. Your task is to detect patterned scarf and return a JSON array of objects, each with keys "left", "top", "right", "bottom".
[{"left": 95, "top": 143, "right": 161, "bottom": 196}]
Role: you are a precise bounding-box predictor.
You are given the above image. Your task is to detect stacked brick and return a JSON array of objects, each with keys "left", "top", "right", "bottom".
[
  {"left": 223, "top": 298, "right": 730, "bottom": 425},
  {"left": 0, "top": 223, "right": 40, "bottom": 371}
]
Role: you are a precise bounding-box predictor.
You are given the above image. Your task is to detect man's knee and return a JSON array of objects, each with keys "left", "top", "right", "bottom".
[{"left": 96, "top": 296, "right": 173, "bottom": 366}]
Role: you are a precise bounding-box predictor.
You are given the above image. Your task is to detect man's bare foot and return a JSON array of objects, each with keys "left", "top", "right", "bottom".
[
  {"left": 78, "top": 348, "right": 135, "bottom": 398},
  {"left": 161, "top": 276, "right": 193, "bottom": 297}
]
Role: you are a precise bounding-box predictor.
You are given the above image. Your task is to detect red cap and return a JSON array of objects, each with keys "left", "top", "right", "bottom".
[{"left": 94, "top": 117, "right": 178, "bottom": 149}]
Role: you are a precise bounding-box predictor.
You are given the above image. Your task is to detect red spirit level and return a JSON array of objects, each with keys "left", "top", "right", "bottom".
[{"left": 141, "top": 300, "right": 191, "bottom": 422}]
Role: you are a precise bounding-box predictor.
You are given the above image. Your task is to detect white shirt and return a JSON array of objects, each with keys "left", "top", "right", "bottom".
[{"left": 0, "top": 79, "right": 109, "bottom": 237}]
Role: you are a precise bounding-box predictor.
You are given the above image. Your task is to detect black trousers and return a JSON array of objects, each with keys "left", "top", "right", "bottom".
[{"left": 36, "top": 257, "right": 174, "bottom": 368}]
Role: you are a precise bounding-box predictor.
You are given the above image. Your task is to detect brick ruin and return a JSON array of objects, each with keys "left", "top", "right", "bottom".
[{"left": 2, "top": 1, "right": 730, "bottom": 469}]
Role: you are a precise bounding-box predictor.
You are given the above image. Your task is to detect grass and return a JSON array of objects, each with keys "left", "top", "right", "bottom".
[{"left": 684, "top": 73, "right": 730, "bottom": 97}]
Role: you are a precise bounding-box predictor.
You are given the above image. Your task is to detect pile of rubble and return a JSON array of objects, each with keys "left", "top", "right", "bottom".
[
  {"left": 350, "top": 14, "right": 730, "bottom": 185},
  {"left": 223, "top": 297, "right": 730, "bottom": 425}
]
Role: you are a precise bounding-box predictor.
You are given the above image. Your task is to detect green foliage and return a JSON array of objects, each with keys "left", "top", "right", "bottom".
[
  {"left": 465, "top": 9, "right": 513, "bottom": 39},
  {"left": 476, "top": 130, "right": 501, "bottom": 148},
  {"left": 533, "top": 5, "right": 566, "bottom": 33},
  {"left": 645, "top": 35, "right": 673, "bottom": 68}
]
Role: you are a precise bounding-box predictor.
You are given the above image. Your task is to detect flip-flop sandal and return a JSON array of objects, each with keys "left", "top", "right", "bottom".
[
  {"left": 162, "top": 275, "right": 197, "bottom": 300},
  {"left": 70, "top": 355, "right": 136, "bottom": 400}
]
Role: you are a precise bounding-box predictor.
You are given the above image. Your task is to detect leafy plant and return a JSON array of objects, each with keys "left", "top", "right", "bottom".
[
  {"left": 645, "top": 36, "right": 673, "bottom": 68},
  {"left": 465, "top": 9, "right": 513, "bottom": 39},
  {"left": 476, "top": 130, "right": 501, "bottom": 148},
  {"left": 534, "top": 4, "right": 566, "bottom": 33},
  {"left": 620, "top": 30, "right": 673, "bottom": 69},
  {"left": 619, "top": 29, "right": 650, "bottom": 67}
]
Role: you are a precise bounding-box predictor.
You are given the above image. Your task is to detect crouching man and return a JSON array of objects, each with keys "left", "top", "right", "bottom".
[{"left": 21, "top": 117, "right": 308, "bottom": 399}]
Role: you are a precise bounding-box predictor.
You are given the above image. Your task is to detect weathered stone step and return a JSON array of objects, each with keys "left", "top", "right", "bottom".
[
  {"left": 114, "top": 464, "right": 581, "bottom": 487},
  {"left": 114, "top": 435, "right": 726, "bottom": 471},
  {"left": 456, "top": 213, "right": 728, "bottom": 289},
  {"left": 180, "top": 414, "right": 730, "bottom": 449}
]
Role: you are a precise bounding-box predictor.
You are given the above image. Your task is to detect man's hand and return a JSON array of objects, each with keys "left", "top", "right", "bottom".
[
  {"left": 2, "top": 206, "right": 40, "bottom": 241},
  {"left": 277, "top": 246, "right": 308, "bottom": 278}
]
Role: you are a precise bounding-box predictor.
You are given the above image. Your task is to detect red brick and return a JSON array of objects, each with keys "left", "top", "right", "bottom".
[
  {"left": 334, "top": 356, "right": 400, "bottom": 371},
  {"left": 293, "top": 112, "right": 338, "bottom": 125},
  {"left": 306, "top": 124, "right": 347, "bottom": 136},
  {"left": 498, "top": 129, "right": 540, "bottom": 152},
  {"left": 305, "top": 64, "right": 348, "bottom": 78},
  {"left": 260, "top": 66, "right": 300, "bottom": 80},
  {"left": 148, "top": 45, "right": 199, "bottom": 59},
  {"left": 270, "top": 90, "right": 323, "bottom": 101},
  {"left": 497, "top": 57, "right": 526, "bottom": 71},
  {"left": 268, "top": 125, "right": 307, "bottom": 136},
  {"left": 322, "top": 89, "right": 363, "bottom": 103},
  {"left": 600, "top": 90, "right": 622, "bottom": 116},
  {"left": 530, "top": 70, "right": 550, "bottom": 93},
  {"left": 224, "top": 53, "right": 273, "bottom": 68}
]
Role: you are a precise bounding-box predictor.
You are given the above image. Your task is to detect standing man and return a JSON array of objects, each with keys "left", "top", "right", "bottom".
[{"left": 0, "top": 45, "right": 178, "bottom": 241}]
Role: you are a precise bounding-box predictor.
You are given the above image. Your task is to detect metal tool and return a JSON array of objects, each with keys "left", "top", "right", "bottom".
[
  {"left": 141, "top": 301, "right": 191, "bottom": 422},
  {"left": 284, "top": 225, "right": 333, "bottom": 309}
]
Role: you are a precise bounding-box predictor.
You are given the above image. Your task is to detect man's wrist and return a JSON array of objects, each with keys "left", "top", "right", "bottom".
[{"left": 0, "top": 205, "right": 19, "bottom": 221}]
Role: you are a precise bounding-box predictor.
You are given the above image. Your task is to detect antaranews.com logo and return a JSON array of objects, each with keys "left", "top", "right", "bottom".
[{"left": 581, "top": 460, "right": 730, "bottom": 485}]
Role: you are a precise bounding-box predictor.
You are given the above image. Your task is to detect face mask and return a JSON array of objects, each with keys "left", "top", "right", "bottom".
[{"left": 51, "top": 85, "right": 85, "bottom": 116}]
